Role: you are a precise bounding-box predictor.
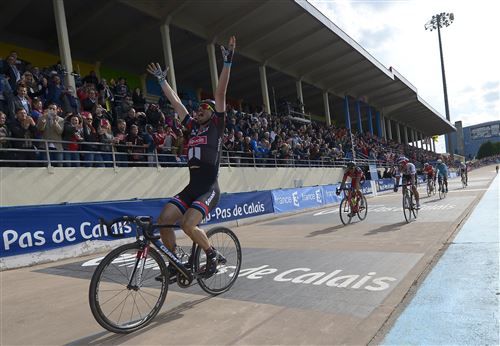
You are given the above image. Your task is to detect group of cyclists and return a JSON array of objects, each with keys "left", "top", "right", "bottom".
[{"left": 335, "top": 155, "right": 464, "bottom": 218}]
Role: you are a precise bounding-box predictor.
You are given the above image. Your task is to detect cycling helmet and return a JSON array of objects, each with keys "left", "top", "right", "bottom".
[
  {"left": 424, "top": 162, "right": 429, "bottom": 167},
  {"left": 346, "top": 161, "right": 355, "bottom": 169},
  {"left": 437, "top": 159, "right": 442, "bottom": 163},
  {"left": 397, "top": 156, "right": 408, "bottom": 165},
  {"left": 199, "top": 99, "right": 216, "bottom": 112}
]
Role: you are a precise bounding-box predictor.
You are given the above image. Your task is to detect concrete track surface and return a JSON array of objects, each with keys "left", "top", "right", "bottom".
[{"left": 1, "top": 165, "right": 498, "bottom": 346}]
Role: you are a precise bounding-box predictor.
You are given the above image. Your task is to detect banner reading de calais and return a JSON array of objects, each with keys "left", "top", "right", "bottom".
[{"left": 0, "top": 190, "right": 274, "bottom": 257}]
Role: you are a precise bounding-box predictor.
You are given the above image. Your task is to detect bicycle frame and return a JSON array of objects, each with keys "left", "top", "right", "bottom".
[
  {"left": 100, "top": 216, "right": 198, "bottom": 285},
  {"left": 340, "top": 187, "right": 360, "bottom": 208}
]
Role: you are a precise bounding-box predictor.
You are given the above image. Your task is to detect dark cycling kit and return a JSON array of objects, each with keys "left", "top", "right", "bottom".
[{"left": 169, "top": 111, "right": 225, "bottom": 218}]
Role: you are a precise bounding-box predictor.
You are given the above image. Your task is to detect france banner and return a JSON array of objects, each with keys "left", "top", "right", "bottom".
[{"left": 272, "top": 186, "right": 324, "bottom": 213}]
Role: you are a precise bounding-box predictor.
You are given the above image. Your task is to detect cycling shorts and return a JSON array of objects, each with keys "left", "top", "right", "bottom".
[
  {"left": 169, "top": 179, "right": 220, "bottom": 219},
  {"left": 402, "top": 174, "right": 416, "bottom": 187}
]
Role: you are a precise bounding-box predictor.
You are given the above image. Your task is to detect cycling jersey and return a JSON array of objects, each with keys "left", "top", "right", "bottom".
[
  {"left": 436, "top": 163, "right": 448, "bottom": 177},
  {"left": 182, "top": 111, "right": 226, "bottom": 181},
  {"left": 340, "top": 166, "right": 365, "bottom": 190},
  {"left": 168, "top": 111, "right": 225, "bottom": 217},
  {"left": 343, "top": 166, "right": 365, "bottom": 180},
  {"left": 395, "top": 162, "right": 416, "bottom": 176},
  {"left": 423, "top": 165, "right": 435, "bottom": 177}
]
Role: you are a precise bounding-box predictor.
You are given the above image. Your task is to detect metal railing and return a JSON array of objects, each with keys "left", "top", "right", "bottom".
[{"left": 0, "top": 137, "right": 388, "bottom": 169}]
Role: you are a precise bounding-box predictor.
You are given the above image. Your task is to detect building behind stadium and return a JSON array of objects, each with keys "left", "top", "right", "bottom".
[{"left": 450, "top": 120, "right": 500, "bottom": 159}]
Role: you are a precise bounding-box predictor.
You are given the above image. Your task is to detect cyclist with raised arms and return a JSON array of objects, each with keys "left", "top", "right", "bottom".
[
  {"left": 336, "top": 161, "right": 365, "bottom": 217},
  {"left": 393, "top": 156, "right": 420, "bottom": 209},
  {"left": 436, "top": 158, "right": 449, "bottom": 193},
  {"left": 146, "top": 36, "right": 236, "bottom": 279}
]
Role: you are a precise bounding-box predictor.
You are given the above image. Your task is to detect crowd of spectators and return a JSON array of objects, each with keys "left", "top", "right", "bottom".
[{"left": 0, "top": 51, "right": 462, "bottom": 171}]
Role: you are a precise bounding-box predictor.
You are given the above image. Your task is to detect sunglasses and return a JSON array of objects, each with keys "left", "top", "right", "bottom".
[{"left": 199, "top": 103, "right": 214, "bottom": 111}]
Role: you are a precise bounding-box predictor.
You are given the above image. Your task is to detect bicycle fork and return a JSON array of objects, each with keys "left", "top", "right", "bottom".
[{"left": 127, "top": 243, "right": 150, "bottom": 290}]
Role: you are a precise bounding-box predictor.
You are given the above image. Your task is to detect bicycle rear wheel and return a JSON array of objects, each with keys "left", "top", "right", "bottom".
[
  {"left": 403, "top": 191, "right": 412, "bottom": 223},
  {"left": 357, "top": 195, "right": 368, "bottom": 221},
  {"left": 89, "top": 242, "right": 168, "bottom": 333},
  {"left": 410, "top": 192, "right": 419, "bottom": 219},
  {"left": 195, "top": 227, "right": 242, "bottom": 295},
  {"left": 339, "top": 197, "right": 352, "bottom": 225},
  {"left": 426, "top": 182, "right": 431, "bottom": 197}
]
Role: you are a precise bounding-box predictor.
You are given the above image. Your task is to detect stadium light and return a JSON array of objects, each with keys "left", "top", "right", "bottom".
[{"left": 425, "top": 12, "right": 454, "bottom": 153}]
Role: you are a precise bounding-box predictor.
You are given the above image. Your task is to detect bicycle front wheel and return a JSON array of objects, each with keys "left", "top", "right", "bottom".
[
  {"left": 403, "top": 192, "right": 412, "bottom": 223},
  {"left": 357, "top": 195, "right": 368, "bottom": 221},
  {"left": 195, "top": 227, "right": 242, "bottom": 295},
  {"left": 438, "top": 183, "right": 444, "bottom": 199},
  {"left": 339, "top": 197, "right": 352, "bottom": 225},
  {"left": 89, "top": 242, "right": 169, "bottom": 333}
]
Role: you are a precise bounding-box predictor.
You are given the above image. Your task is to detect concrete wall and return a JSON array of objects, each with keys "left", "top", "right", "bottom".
[{"left": 0, "top": 167, "right": 345, "bottom": 207}]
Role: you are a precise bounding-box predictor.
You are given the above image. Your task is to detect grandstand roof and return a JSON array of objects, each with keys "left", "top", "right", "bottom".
[{"left": 0, "top": 0, "right": 455, "bottom": 136}]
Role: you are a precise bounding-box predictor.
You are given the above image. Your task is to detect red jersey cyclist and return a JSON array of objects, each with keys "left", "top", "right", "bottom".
[
  {"left": 393, "top": 157, "right": 420, "bottom": 209},
  {"left": 146, "top": 36, "right": 236, "bottom": 279},
  {"left": 336, "top": 161, "right": 365, "bottom": 217},
  {"left": 423, "top": 162, "right": 435, "bottom": 191}
]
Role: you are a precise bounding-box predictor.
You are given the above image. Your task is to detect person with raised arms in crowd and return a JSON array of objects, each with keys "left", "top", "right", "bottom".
[{"left": 146, "top": 36, "right": 235, "bottom": 280}]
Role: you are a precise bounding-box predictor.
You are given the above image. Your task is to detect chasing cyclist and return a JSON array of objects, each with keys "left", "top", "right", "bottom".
[
  {"left": 393, "top": 157, "right": 420, "bottom": 209},
  {"left": 459, "top": 161, "right": 468, "bottom": 186},
  {"left": 336, "top": 161, "right": 365, "bottom": 217},
  {"left": 146, "top": 36, "right": 236, "bottom": 279},
  {"left": 423, "top": 162, "right": 435, "bottom": 193},
  {"left": 436, "top": 159, "right": 449, "bottom": 193}
]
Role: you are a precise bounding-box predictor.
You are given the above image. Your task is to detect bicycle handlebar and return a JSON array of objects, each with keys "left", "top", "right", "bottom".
[{"left": 99, "top": 216, "right": 161, "bottom": 240}]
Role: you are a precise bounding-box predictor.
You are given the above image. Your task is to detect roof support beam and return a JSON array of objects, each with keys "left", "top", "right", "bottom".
[
  {"left": 243, "top": 13, "right": 308, "bottom": 50},
  {"left": 263, "top": 26, "right": 325, "bottom": 62}
]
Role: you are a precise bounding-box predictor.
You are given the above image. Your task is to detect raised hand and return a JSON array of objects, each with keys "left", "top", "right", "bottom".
[
  {"left": 221, "top": 36, "right": 236, "bottom": 65},
  {"left": 146, "top": 63, "right": 168, "bottom": 82}
]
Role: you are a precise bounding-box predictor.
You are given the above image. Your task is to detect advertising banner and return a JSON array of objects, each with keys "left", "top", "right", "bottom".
[
  {"left": 376, "top": 178, "right": 395, "bottom": 192},
  {"left": 272, "top": 186, "right": 325, "bottom": 213},
  {"left": 0, "top": 191, "right": 274, "bottom": 257},
  {"left": 321, "top": 184, "right": 342, "bottom": 205},
  {"left": 369, "top": 164, "right": 379, "bottom": 180}
]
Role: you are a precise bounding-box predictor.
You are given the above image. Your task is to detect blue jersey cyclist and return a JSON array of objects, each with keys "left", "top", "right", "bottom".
[
  {"left": 146, "top": 36, "right": 236, "bottom": 279},
  {"left": 435, "top": 159, "right": 449, "bottom": 192}
]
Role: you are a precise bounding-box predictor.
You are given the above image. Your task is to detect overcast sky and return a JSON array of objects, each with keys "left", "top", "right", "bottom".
[{"left": 308, "top": 0, "right": 500, "bottom": 152}]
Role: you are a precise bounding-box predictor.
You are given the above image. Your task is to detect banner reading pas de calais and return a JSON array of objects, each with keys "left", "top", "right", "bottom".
[{"left": 0, "top": 191, "right": 274, "bottom": 258}]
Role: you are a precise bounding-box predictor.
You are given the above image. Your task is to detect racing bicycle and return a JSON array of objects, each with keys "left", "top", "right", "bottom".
[
  {"left": 337, "top": 187, "right": 368, "bottom": 225},
  {"left": 400, "top": 181, "right": 418, "bottom": 223},
  {"left": 438, "top": 175, "right": 447, "bottom": 199},
  {"left": 88, "top": 216, "right": 242, "bottom": 333},
  {"left": 426, "top": 176, "right": 436, "bottom": 197},
  {"left": 461, "top": 172, "right": 467, "bottom": 188}
]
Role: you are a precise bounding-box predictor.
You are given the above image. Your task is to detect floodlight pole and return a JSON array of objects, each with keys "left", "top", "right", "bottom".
[{"left": 426, "top": 12, "right": 454, "bottom": 154}]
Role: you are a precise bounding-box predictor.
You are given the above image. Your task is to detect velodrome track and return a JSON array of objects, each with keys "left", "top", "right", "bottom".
[{"left": 1, "top": 165, "right": 497, "bottom": 345}]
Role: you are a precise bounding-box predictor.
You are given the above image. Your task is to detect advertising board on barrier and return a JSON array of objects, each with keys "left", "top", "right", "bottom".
[
  {"left": 321, "top": 185, "right": 342, "bottom": 205},
  {"left": 376, "top": 178, "right": 395, "bottom": 192},
  {"left": 0, "top": 191, "right": 274, "bottom": 258},
  {"left": 361, "top": 180, "right": 373, "bottom": 195},
  {"left": 272, "top": 186, "right": 325, "bottom": 213}
]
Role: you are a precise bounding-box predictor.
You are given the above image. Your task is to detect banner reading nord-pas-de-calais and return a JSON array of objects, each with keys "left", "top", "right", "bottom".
[{"left": 0, "top": 190, "right": 274, "bottom": 257}]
